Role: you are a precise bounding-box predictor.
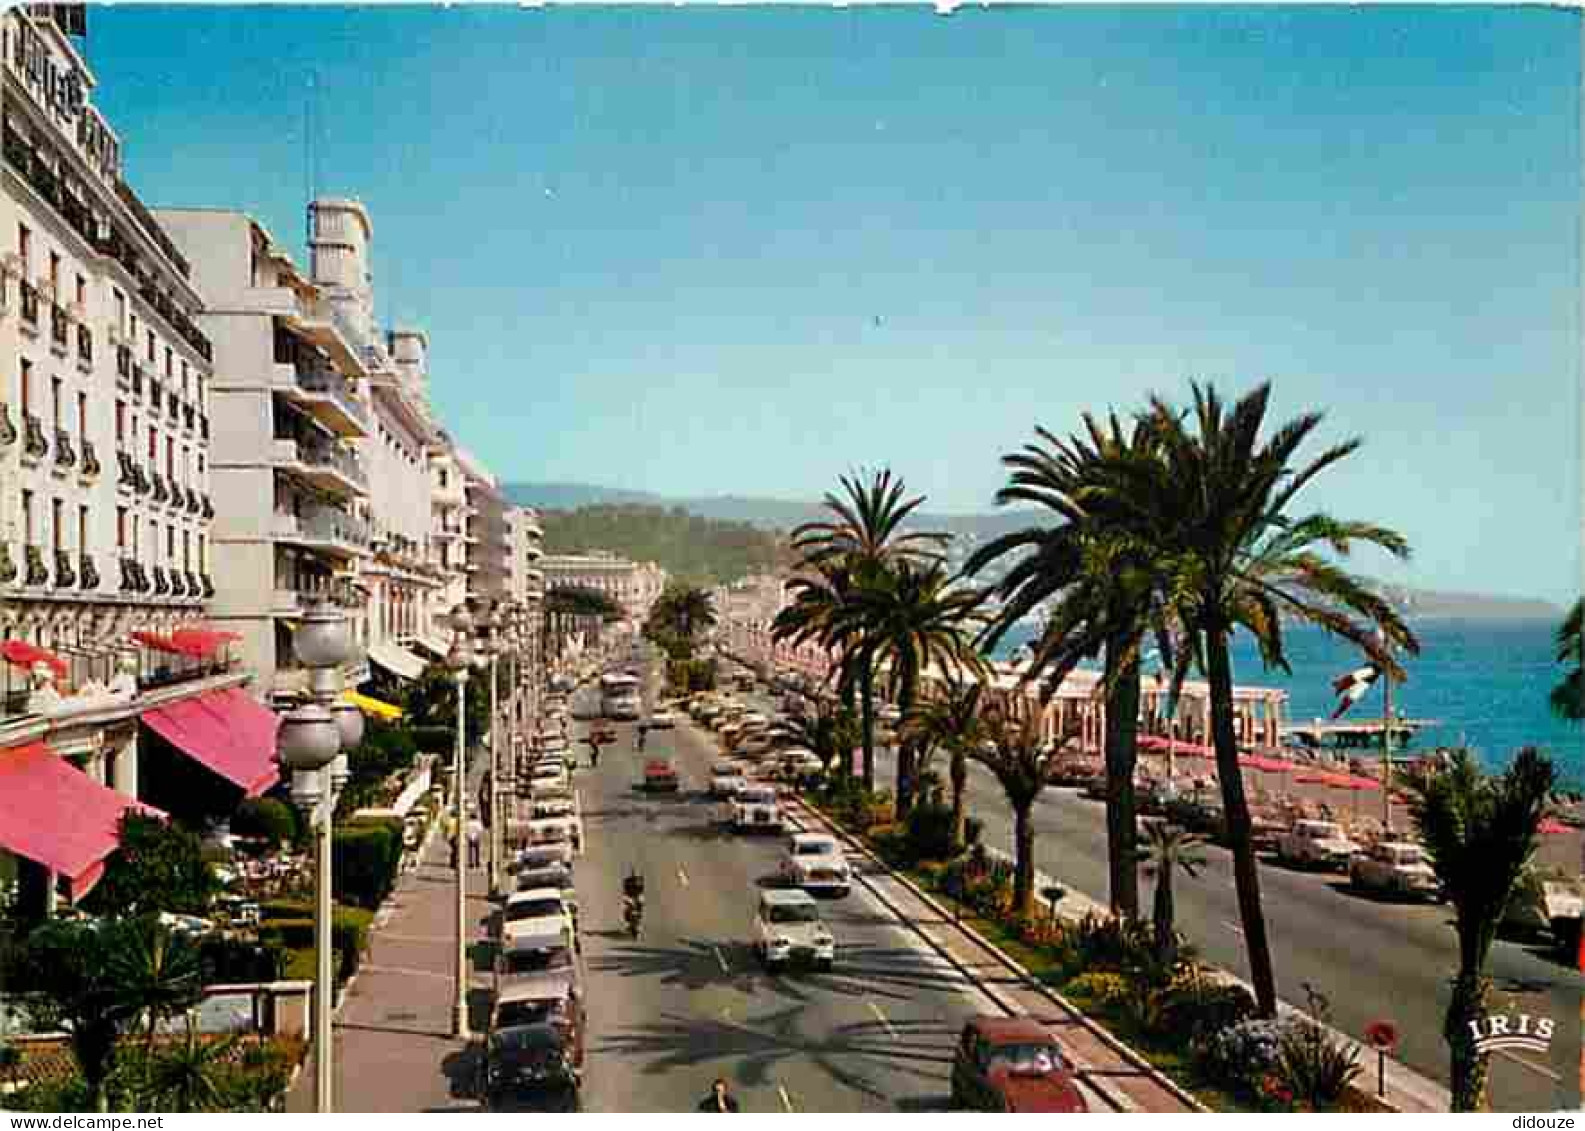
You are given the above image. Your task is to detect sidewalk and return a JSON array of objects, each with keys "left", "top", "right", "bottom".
[{"left": 287, "top": 762, "right": 493, "bottom": 1113}]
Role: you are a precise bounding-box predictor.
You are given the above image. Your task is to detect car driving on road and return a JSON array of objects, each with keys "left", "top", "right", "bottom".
[
  {"left": 950, "top": 1017, "right": 1087, "bottom": 1112},
  {"left": 1348, "top": 841, "right": 1441, "bottom": 901},
  {"left": 710, "top": 760, "right": 750, "bottom": 798},
  {"left": 726, "top": 783, "right": 785, "bottom": 832},
  {"left": 779, "top": 833, "right": 851, "bottom": 896},
  {"left": 754, "top": 888, "right": 835, "bottom": 972},
  {"left": 641, "top": 759, "right": 680, "bottom": 792}
]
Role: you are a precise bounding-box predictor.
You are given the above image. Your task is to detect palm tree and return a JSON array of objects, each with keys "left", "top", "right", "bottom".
[
  {"left": 1088, "top": 382, "right": 1419, "bottom": 1016},
  {"left": 1407, "top": 747, "right": 1555, "bottom": 1111},
  {"left": 901, "top": 675, "right": 989, "bottom": 851},
  {"left": 769, "top": 699, "right": 859, "bottom": 781},
  {"left": 1137, "top": 822, "right": 1206, "bottom": 966},
  {"left": 110, "top": 916, "right": 203, "bottom": 1054},
  {"left": 788, "top": 468, "right": 950, "bottom": 792},
  {"left": 146, "top": 1017, "right": 239, "bottom": 1112},
  {"left": 1551, "top": 599, "right": 1582, "bottom": 721},
  {"left": 832, "top": 559, "right": 988, "bottom": 815},
  {"left": 969, "top": 414, "right": 1170, "bottom": 921},
  {"left": 772, "top": 563, "right": 863, "bottom": 774},
  {"left": 545, "top": 586, "right": 624, "bottom": 660},
  {"left": 970, "top": 700, "right": 1075, "bottom": 918}
]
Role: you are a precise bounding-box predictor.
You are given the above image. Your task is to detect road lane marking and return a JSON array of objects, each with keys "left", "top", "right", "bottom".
[
  {"left": 1494, "top": 1047, "right": 1561, "bottom": 1081},
  {"left": 1221, "top": 919, "right": 1245, "bottom": 936},
  {"left": 868, "top": 1001, "right": 897, "bottom": 1039},
  {"left": 714, "top": 945, "right": 730, "bottom": 973},
  {"left": 677, "top": 865, "right": 690, "bottom": 888},
  {"left": 777, "top": 1085, "right": 796, "bottom": 1112}
]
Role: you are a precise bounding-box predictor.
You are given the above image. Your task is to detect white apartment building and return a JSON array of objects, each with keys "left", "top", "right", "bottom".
[
  {"left": 157, "top": 207, "right": 375, "bottom": 703},
  {"left": 0, "top": 7, "right": 279, "bottom": 915},
  {"left": 426, "top": 437, "right": 469, "bottom": 648},
  {"left": 541, "top": 551, "right": 666, "bottom": 621},
  {"left": 456, "top": 446, "right": 510, "bottom": 607},
  {"left": 504, "top": 505, "right": 545, "bottom": 606}
]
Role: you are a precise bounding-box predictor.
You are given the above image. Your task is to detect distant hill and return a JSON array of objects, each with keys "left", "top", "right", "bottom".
[
  {"left": 502, "top": 482, "right": 1563, "bottom": 616},
  {"left": 535, "top": 503, "right": 787, "bottom": 587}
]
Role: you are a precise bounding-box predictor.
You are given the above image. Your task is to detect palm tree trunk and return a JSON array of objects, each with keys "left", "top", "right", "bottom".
[
  {"left": 949, "top": 746, "right": 968, "bottom": 851},
  {"left": 1152, "top": 866, "right": 1175, "bottom": 964},
  {"left": 858, "top": 653, "right": 876, "bottom": 792},
  {"left": 1012, "top": 801, "right": 1036, "bottom": 919},
  {"left": 1205, "top": 630, "right": 1278, "bottom": 1016},
  {"left": 1445, "top": 968, "right": 1491, "bottom": 1111},
  {"left": 1102, "top": 636, "right": 1143, "bottom": 920},
  {"left": 895, "top": 682, "right": 918, "bottom": 817}
]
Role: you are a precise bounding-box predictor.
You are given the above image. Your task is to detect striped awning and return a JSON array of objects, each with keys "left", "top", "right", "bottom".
[
  {"left": 343, "top": 690, "right": 403, "bottom": 722},
  {"left": 368, "top": 639, "right": 426, "bottom": 681}
]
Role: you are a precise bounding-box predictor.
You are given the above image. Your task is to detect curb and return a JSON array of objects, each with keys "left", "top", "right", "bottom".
[{"left": 789, "top": 796, "right": 1206, "bottom": 1115}]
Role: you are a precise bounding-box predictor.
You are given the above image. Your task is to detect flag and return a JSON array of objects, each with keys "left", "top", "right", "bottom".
[{"left": 1331, "top": 664, "right": 1380, "bottom": 719}]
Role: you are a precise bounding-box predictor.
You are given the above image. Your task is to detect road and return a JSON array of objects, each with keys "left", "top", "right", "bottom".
[{"left": 522, "top": 664, "right": 1051, "bottom": 1113}]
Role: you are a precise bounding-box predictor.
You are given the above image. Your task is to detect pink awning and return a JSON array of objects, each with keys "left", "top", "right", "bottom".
[
  {"left": 0, "top": 743, "right": 165, "bottom": 901},
  {"left": 1, "top": 640, "right": 68, "bottom": 679},
  {"left": 141, "top": 688, "right": 281, "bottom": 796}
]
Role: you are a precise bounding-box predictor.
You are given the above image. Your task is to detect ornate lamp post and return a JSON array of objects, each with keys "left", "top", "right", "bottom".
[
  {"left": 446, "top": 603, "right": 475, "bottom": 1039},
  {"left": 475, "top": 604, "right": 503, "bottom": 898},
  {"left": 276, "top": 595, "right": 360, "bottom": 1113}
]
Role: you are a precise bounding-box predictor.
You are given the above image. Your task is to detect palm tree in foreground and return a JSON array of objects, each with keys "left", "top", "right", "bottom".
[
  {"left": 835, "top": 558, "right": 988, "bottom": 816},
  {"left": 900, "top": 674, "right": 988, "bottom": 851},
  {"left": 1407, "top": 747, "right": 1555, "bottom": 1111},
  {"left": 969, "top": 413, "right": 1168, "bottom": 921},
  {"left": 1137, "top": 821, "right": 1206, "bottom": 966},
  {"left": 1551, "top": 599, "right": 1582, "bottom": 722},
  {"left": 1091, "top": 382, "right": 1419, "bottom": 1016},
  {"left": 971, "top": 700, "right": 1072, "bottom": 918},
  {"left": 787, "top": 468, "right": 949, "bottom": 791}
]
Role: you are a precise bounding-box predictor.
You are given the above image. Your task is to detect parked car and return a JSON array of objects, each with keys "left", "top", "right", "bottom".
[
  {"left": 727, "top": 784, "right": 785, "bottom": 833},
  {"left": 482, "top": 1023, "right": 581, "bottom": 1104},
  {"left": 525, "top": 814, "right": 583, "bottom": 855},
  {"left": 1276, "top": 820, "right": 1359, "bottom": 871},
  {"left": 514, "top": 861, "right": 576, "bottom": 902},
  {"left": 513, "top": 842, "right": 574, "bottom": 874},
  {"left": 642, "top": 759, "right": 680, "bottom": 792},
  {"left": 1502, "top": 866, "right": 1585, "bottom": 941},
  {"left": 710, "top": 760, "right": 750, "bottom": 798},
  {"left": 499, "top": 888, "right": 577, "bottom": 948},
  {"left": 950, "top": 1016, "right": 1088, "bottom": 1112},
  {"left": 647, "top": 709, "right": 676, "bottom": 730},
  {"left": 779, "top": 833, "right": 852, "bottom": 896},
  {"left": 1348, "top": 841, "right": 1441, "bottom": 901},
  {"left": 754, "top": 888, "right": 835, "bottom": 972}
]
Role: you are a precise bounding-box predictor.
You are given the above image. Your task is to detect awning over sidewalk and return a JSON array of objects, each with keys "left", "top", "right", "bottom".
[
  {"left": 1, "top": 640, "right": 68, "bottom": 678},
  {"left": 410, "top": 633, "right": 452, "bottom": 661},
  {"left": 141, "top": 688, "right": 281, "bottom": 796},
  {"left": 368, "top": 639, "right": 426, "bottom": 681},
  {"left": 344, "top": 690, "right": 404, "bottom": 722},
  {"left": 170, "top": 626, "right": 243, "bottom": 659},
  {"left": 0, "top": 743, "right": 165, "bottom": 900}
]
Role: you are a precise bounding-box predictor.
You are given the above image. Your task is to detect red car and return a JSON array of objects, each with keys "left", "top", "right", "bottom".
[
  {"left": 642, "top": 759, "right": 679, "bottom": 792},
  {"left": 950, "top": 1016, "right": 1087, "bottom": 1112}
]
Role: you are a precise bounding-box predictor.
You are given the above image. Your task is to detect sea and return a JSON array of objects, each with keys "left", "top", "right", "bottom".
[{"left": 989, "top": 618, "right": 1585, "bottom": 790}]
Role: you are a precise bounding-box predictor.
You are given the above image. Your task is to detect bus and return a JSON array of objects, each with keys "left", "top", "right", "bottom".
[{"left": 599, "top": 672, "right": 642, "bottom": 720}]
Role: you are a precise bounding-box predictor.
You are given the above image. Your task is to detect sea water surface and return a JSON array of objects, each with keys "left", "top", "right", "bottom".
[{"left": 991, "top": 618, "right": 1584, "bottom": 788}]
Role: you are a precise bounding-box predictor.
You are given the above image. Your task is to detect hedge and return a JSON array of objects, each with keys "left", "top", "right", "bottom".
[
  {"left": 231, "top": 798, "right": 298, "bottom": 847},
  {"left": 198, "top": 935, "right": 288, "bottom": 984},
  {"left": 332, "top": 818, "right": 404, "bottom": 910},
  {"left": 257, "top": 912, "right": 370, "bottom": 983}
]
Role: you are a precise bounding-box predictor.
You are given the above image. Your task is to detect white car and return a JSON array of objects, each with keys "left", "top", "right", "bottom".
[
  {"left": 514, "top": 842, "right": 574, "bottom": 874},
  {"left": 1276, "top": 820, "right": 1360, "bottom": 871},
  {"left": 500, "top": 888, "right": 577, "bottom": 948},
  {"left": 727, "top": 784, "right": 785, "bottom": 833},
  {"left": 528, "top": 762, "right": 570, "bottom": 793},
  {"left": 525, "top": 815, "right": 582, "bottom": 854},
  {"left": 779, "top": 833, "right": 851, "bottom": 896},
  {"left": 710, "top": 761, "right": 750, "bottom": 798},
  {"left": 754, "top": 889, "right": 835, "bottom": 971},
  {"left": 772, "top": 747, "right": 824, "bottom": 780},
  {"left": 1348, "top": 841, "right": 1441, "bottom": 900},
  {"left": 537, "top": 734, "right": 570, "bottom": 756},
  {"left": 648, "top": 709, "right": 677, "bottom": 730}
]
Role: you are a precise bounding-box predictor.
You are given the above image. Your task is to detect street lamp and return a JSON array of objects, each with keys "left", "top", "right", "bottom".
[
  {"left": 446, "top": 603, "right": 475, "bottom": 1039},
  {"left": 475, "top": 604, "right": 503, "bottom": 898},
  {"left": 276, "top": 595, "right": 358, "bottom": 1113}
]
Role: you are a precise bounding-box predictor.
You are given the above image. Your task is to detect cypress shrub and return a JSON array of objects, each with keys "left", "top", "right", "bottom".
[
  {"left": 231, "top": 797, "right": 297, "bottom": 847},
  {"left": 332, "top": 819, "right": 404, "bottom": 909}
]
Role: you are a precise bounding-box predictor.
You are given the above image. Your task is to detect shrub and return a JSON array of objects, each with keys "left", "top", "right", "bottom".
[
  {"left": 902, "top": 797, "right": 955, "bottom": 863},
  {"left": 1064, "top": 971, "right": 1131, "bottom": 1006},
  {"left": 1158, "top": 976, "right": 1258, "bottom": 1048},
  {"left": 333, "top": 819, "right": 403, "bottom": 909},
  {"left": 1274, "top": 986, "right": 1363, "bottom": 1110},
  {"left": 231, "top": 798, "right": 297, "bottom": 847},
  {"left": 257, "top": 914, "right": 368, "bottom": 983},
  {"left": 198, "top": 936, "right": 287, "bottom": 984},
  {"left": 408, "top": 725, "right": 456, "bottom": 755},
  {"left": 1202, "top": 1018, "right": 1297, "bottom": 1090},
  {"left": 1069, "top": 912, "right": 1157, "bottom": 974}
]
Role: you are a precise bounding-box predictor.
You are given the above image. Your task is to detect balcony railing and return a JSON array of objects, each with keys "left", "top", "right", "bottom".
[
  {"left": 77, "top": 324, "right": 92, "bottom": 366},
  {"left": 0, "top": 404, "right": 15, "bottom": 448},
  {"left": 301, "top": 506, "right": 372, "bottom": 548},
  {"left": 19, "top": 280, "right": 39, "bottom": 327},
  {"left": 79, "top": 553, "right": 100, "bottom": 591},
  {"left": 116, "top": 344, "right": 131, "bottom": 379},
  {"left": 298, "top": 442, "right": 368, "bottom": 488},
  {"left": 131, "top": 364, "right": 144, "bottom": 397},
  {"left": 50, "top": 304, "right": 68, "bottom": 349},
  {"left": 150, "top": 473, "right": 169, "bottom": 504},
  {"left": 52, "top": 550, "right": 75, "bottom": 589},
  {"left": 22, "top": 414, "right": 47, "bottom": 462},
  {"left": 81, "top": 439, "right": 101, "bottom": 478},
  {"left": 24, "top": 545, "right": 48, "bottom": 587},
  {"left": 0, "top": 543, "right": 16, "bottom": 585},
  {"left": 53, "top": 428, "right": 76, "bottom": 469},
  {"left": 296, "top": 366, "right": 369, "bottom": 426}
]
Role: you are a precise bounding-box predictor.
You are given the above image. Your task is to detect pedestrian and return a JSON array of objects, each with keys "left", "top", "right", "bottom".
[
  {"left": 466, "top": 816, "right": 484, "bottom": 867},
  {"left": 696, "top": 1078, "right": 740, "bottom": 1112}
]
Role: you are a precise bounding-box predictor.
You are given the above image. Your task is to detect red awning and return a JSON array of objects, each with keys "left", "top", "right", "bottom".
[
  {"left": 0, "top": 743, "right": 165, "bottom": 900},
  {"left": 131, "top": 630, "right": 199, "bottom": 658},
  {"left": 141, "top": 688, "right": 281, "bottom": 796},
  {"left": 1, "top": 640, "right": 68, "bottom": 679},
  {"left": 168, "top": 627, "right": 239, "bottom": 659}
]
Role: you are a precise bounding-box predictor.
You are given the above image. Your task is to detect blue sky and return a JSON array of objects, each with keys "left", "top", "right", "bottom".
[{"left": 87, "top": 5, "right": 1580, "bottom": 605}]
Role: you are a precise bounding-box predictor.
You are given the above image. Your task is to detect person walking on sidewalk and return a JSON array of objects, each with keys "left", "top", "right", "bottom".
[
  {"left": 697, "top": 1078, "right": 741, "bottom": 1112},
  {"left": 466, "top": 816, "right": 484, "bottom": 867}
]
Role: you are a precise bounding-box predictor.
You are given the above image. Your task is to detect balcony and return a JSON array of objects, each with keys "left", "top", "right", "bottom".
[
  {"left": 0, "top": 404, "right": 15, "bottom": 448},
  {"left": 272, "top": 437, "right": 368, "bottom": 498},
  {"left": 80, "top": 439, "right": 101, "bottom": 479},
  {"left": 53, "top": 428, "right": 76, "bottom": 470},
  {"left": 116, "top": 344, "right": 131, "bottom": 382},
  {"left": 272, "top": 506, "right": 371, "bottom": 561},
  {"left": 79, "top": 553, "right": 100, "bottom": 591},
  {"left": 150, "top": 472, "right": 169, "bottom": 504},
  {"left": 52, "top": 550, "right": 75, "bottom": 589},
  {"left": 24, "top": 545, "right": 48, "bottom": 587},
  {"left": 276, "top": 363, "right": 369, "bottom": 438},
  {"left": 0, "top": 543, "right": 16, "bottom": 586},
  {"left": 167, "top": 392, "right": 180, "bottom": 422},
  {"left": 19, "top": 280, "right": 39, "bottom": 329},
  {"left": 183, "top": 404, "right": 195, "bottom": 432},
  {"left": 202, "top": 494, "right": 215, "bottom": 519},
  {"left": 131, "top": 364, "right": 144, "bottom": 398},
  {"left": 22, "top": 413, "right": 48, "bottom": 464},
  {"left": 152, "top": 566, "right": 169, "bottom": 596},
  {"left": 50, "top": 304, "right": 68, "bottom": 353},
  {"left": 76, "top": 324, "right": 93, "bottom": 369}
]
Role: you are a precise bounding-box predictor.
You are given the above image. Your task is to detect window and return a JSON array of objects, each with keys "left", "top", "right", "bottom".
[
  {"left": 132, "top": 515, "right": 140, "bottom": 555},
  {"left": 115, "top": 290, "right": 125, "bottom": 335},
  {"left": 147, "top": 425, "right": 155, "bottom": 461},
  {"left": 116, "top": 507, "right": 127, "bottom": 549},
  {"left": 17, "top": 224, "right": 30, "bottom": 272},
  {"left": 78, "top": 505, "right": 88, "bottom": 553},
  {"left": 182, "top": 446, "right": 190, "bottom": 484},
  {"left": 19, "top": 359, "right": 31, "bottom": 415},
  {"left": 146, "top": 331, "right": 154, "bottom": 363},
  {"left": 76, "top": 392, "right": 86, "bottom": 439},
  {"left": 198, "top": 533, "right": 206, "bottom": 571},
  {"left": 21, "top": 491, "right": 34, "bottom": 544},
  {"left": 48, "top": 252, "right": 59, "bottom": 293},
  {"left": 198, "top": 453, "right": 205, "bottom": 476},
  {"left": 51, "top": 499, "right": 63, "bottom": 552},
  {"left": 130, "top": 314, "right": 138, "bottom": 342},
  {"left": 164, "top": 346, "right": 172, "bottom": 379},
  {"left": 181, "top": 361, "right": 188, "bottom": 396},
  {"left": 148, "top": 519, "right": 157, "bottom": 561},
  {"left": 115, "top": 400, "right": 125, "bottom": 443},
  {"left": 166, "top": 524, "right": 175, "bottom": 558},
  {"left": 74, "top": 275, "right": 85, "bottom": 308},
  {"left": 50, "top": 377, "right": 61, "bottom": 428},
  {"left": 182, "top": 530, "right": 190, "bottom": 570},
  {"left": 166, "top": 436, "right": 174, "bottom": 479}
]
